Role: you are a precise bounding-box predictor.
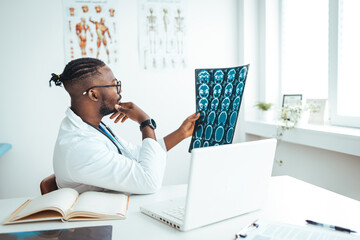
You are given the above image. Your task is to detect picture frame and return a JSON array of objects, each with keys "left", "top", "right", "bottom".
[
  {"left": 306, "top": 99, "right": 327, "bottom": 125},
  {"left": 282, "top": 94, "right": 302, "bottom": 107}
]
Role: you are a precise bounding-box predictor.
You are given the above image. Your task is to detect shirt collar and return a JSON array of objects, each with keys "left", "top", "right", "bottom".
[{"left": 65, "top": 107, "right": 93, "bottom": 130}]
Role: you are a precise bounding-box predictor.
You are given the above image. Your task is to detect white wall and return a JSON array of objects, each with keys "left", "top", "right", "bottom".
[{"left": 0, "top": 0, "right": 239, "bottom": 198}]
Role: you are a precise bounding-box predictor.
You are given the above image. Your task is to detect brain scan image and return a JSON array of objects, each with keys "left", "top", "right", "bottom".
[
  {"left": 204, "top": 125, "right": 213, "bottom": 141},
  {"left": 227, "top": 69, "right": 236, "bottom": 82},
  {"left": 224, "top": 83, "right": 233, "bottom": 97},
  {"left": 229, "top": 112, "right": 237, "bottom": 127},
  {"left": 214, "top": 70, "right": 224, "bottom": 83},
  {"left": 199, "top": 98, "right": 208, "bottom": 111},
  {"left": 207, "top": 111, "right": 216, "bottom": 125},
  {"left": 193, "top": 139, "right": 201, "bottom": 148},
  {"left": 211, "top": 98, "right": 219, "bottom": 111},
  {"left": 199, "top": 111, "right": 206, "bottom": 121},
  {"left": 213, "top": 84, "right": 222, "bottom": 98},
  {"left": 195, "top": 125, "right": 203, "bottom": 139},
  {"left": 236, "top": 82, "right": 244, "bottom": 96},
  {"left": 232, "top": 96, "right": 241, "bottom": 111},
  {"left": 221, "top": 97, "right": 230, "bottom": 111},
  {"left": 198, "top": 70, "right": 210, "bottom": 84},
  {"left": 215, "top": 126, "right": 224, "bottom": 142},
  {"left": 199, "top": 84, "right": 210, "bottom": 98},
  {"left": 218, "top": 111, "right": 227, "bottom": 126},
  {"left": 226, "top": 127, "right": 234, "bottom": 143},
  {"left": 239, "top": 67, "right": 247, "bottom": 81},
  {"left": 189, "top": 64, "right": 249, "bottom": 152}
]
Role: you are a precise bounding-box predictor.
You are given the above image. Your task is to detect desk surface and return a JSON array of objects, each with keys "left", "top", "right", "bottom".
[{"left": 0, "top": 176, "right": 359, "bottom": 239}]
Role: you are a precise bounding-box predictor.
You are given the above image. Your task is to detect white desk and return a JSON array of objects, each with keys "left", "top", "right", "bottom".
[{"left": 0, "top": 176, "right": 359, "bottom": 239}]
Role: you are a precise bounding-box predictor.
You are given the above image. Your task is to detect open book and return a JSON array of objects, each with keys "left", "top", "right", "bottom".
[{"left": 3, "top": 188, "right": 129, "bottom": 225}]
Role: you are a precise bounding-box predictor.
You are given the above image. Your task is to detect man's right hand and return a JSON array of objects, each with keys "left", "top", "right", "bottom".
[{"left": 110, "top": 102, "right": 150, "bottom": 124}]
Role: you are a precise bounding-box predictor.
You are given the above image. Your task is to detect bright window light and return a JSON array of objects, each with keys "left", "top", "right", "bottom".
[
  {"left": 337, "top": 0, "right": 360, "bottom": 117},
  {"left": 281, "top": 0, "right": 328, "bottom": 100}
]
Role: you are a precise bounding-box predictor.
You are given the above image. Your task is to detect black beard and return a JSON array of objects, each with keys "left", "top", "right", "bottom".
[{"left": 99, "top": 102, "right": 117, "bottom": 116}]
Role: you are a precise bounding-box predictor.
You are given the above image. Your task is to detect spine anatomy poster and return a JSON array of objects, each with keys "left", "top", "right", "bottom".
[
  {"left": 62, "top": 0, "right": 120, "bottom": 66},
  {"left": 138, "top": 0, "right": 187, "bottom": 71}
]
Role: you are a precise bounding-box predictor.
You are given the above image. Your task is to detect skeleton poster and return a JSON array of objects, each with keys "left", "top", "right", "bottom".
[
  {"left": 189, "top": 65, "right": 250, "bottom": 152},
  {"left": 62, "top": 0, "right": 120, "bottom": 66},
  {"left": 138, "top": 0, "right": 187, "bottom": 71}
]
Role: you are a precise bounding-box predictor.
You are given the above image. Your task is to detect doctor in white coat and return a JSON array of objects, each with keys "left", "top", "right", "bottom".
[{"left": 50, "top": 58, "right": 199, "bottom": 194}]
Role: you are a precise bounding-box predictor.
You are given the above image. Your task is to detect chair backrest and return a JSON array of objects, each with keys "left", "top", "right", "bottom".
[{"left": 40, "top": 174, "right": 58, "bottom": 195}]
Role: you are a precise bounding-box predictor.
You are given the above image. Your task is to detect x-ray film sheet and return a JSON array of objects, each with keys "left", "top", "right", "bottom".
[{"left": 189, "top": 65, "right": 249, "bottom": 152}]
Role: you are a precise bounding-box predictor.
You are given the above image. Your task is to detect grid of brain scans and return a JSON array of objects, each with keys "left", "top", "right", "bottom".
[{"left": 189, "top": 65, "right": 249, "bottom": 152}]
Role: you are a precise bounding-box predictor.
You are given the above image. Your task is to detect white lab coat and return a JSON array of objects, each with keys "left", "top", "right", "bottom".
[{"left": 53, "top": 108, "right": 167, "bottom": 194}]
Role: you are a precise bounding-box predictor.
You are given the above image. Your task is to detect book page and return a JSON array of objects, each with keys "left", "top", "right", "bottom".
[
  {"left": 12, "top": 188, "right": 78, "bottom": 221},
  {"left": 69, "top": 191, "right": 128, "bottom": 218},
  {"left": 244, "top": 220, "right": 359, "bottom": 240}
]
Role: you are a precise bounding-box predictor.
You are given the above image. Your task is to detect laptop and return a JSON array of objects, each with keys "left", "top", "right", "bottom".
[{"left": 140, "top": 139, "right": 277, "bottom": 231}]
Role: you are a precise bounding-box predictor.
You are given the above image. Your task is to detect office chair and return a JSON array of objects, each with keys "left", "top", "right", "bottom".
[{"left": 40, "top": 174, "right": 58, "bottom": 195}]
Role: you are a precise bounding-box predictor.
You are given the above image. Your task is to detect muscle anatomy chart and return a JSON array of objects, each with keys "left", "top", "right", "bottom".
[{"left": 62, "top": 0, "right": 120, "bottom": 66}]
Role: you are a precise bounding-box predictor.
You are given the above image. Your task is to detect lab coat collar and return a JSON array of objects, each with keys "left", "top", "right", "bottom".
[{"left": 65, "top": 107, "right": 95, "bottom": 130}]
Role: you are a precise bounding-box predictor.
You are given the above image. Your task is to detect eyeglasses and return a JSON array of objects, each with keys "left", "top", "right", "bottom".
[{"left": 82, "top": 79, "right": 121, "bottom": 95}]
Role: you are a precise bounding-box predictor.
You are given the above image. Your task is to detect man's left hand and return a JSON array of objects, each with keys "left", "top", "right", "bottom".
[{"left": 178, "top": 112, "right": 200, "bottom": 139}]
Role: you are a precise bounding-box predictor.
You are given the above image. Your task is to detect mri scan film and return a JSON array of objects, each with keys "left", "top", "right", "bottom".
[{"left": 189, "top": 65, "right": 249, "bottom": 152}]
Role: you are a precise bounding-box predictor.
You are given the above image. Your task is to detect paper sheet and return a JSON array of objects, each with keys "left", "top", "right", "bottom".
[{"left": 242, "top": 220, "right": 360, "bottom": 240}]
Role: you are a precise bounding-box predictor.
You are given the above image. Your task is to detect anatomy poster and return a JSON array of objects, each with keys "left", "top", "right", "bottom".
[
  {"left": 189, "top": 65, "right": 250, "bottom": 152},
  {"left": 138, "top": 0, "right": 187, "bottom": 71},
  {"left": 62, "top": 0, "right": 120, "bottom": 66}
]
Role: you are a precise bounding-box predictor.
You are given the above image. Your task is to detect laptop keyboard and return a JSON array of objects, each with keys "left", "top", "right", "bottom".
[{"left": 162, "top": 206, "right": 185, "bottom": 221}]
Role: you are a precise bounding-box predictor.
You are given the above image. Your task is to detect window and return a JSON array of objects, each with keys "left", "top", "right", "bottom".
[
  {"left": 329, "top": 0, "right": 360, "bottom": 127},
  {"left": 281, "top": 0, "right": 328, "bottom": 100},
  {"left": 280, "top": 0, "right": 360, "bottom": 128}
]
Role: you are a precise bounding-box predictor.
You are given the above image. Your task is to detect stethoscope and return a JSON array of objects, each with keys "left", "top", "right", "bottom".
[
  {"left": 83, "top": 120, "right": 121, "bottom": 154},
  {"left": 84, "top": 120, "right": 137, "bottom": 160}
]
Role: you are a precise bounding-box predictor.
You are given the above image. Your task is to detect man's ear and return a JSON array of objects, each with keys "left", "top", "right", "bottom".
[{"left": 88, "top": 89, "right": 99, "bottom": 102}]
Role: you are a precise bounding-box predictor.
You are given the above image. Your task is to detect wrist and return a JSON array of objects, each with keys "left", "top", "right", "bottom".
[
  {"left": 177, "top": 127, "right": 187, "bottom": 140},
  {"left": 140, "top": 118, "right": 157, "bottom": 131},
  {"left": 138, "top": 115, "right": 150, "bottom": 124}
]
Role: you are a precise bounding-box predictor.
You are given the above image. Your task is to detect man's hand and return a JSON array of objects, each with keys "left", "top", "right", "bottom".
[
  {"left": 110, "top": 102, "right": 150, "bottom": 124},
  {"left": 178, "top": 112, "right": 200, "bottom": 139},
  {"left": 110, "top": 102, "right": 156, "bottom": 141},
  {"left": 163, "top": 112, "right": 200, "bottom": 151}
]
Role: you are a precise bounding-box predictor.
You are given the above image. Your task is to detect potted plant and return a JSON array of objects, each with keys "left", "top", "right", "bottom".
[
  {"left": 276, "top": 104, "right": 302, "bottom": 139},
  {"left": 255, "top": 102, "right": 273, "bottom": 111},
  {"left": 254, "top": 102, "right": 273, "bottom": 121}
]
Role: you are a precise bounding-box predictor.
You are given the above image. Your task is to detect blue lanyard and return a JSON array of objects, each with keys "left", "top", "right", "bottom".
[
  {"left": 99, "top": 125, "right": 118, "bottom": 144},
  {"left": 98, "top": 124, "right": 123, "bottom": 154},
  {"left": 83, "top": 120, "right": 122, "bottom": 154}
]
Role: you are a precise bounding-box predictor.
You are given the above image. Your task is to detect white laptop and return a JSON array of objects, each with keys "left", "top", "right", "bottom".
[{"left": 140, "top": 139, "right": 277, "bottom": 231}]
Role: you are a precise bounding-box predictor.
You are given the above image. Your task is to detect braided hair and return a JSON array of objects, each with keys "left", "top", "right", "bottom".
[{"left": 49, "top": 58, "right": 105, "bottom": 88}]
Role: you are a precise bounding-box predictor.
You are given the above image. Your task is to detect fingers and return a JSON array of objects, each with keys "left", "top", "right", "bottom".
[
  {"left": 111, "top": 103, "right": 133, "bottom": 124},
  {"left": 110, "top": 111, "right": 120, "bottom": 119},
  {"left": 114, "top": 112, "right": 125, "bottom": 123},
  {"left": 193, "top": 112, "right": 200, "bottom": 120},
  {"left": 121, "top": 116, "right": 128, "bottom": 123},
  {"left": 113, "top": 103, "right": 128, "bottom": 113},
  {"left": 187, "top": 112, "right": 200, "bottom": 122}
]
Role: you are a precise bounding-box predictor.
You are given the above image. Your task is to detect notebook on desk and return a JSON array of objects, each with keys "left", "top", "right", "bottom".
[{"left": 140, "top": 139, "right": 277, "bottom": 231}]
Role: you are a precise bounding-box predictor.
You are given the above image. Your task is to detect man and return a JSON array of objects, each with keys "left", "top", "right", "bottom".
[{"left": 49, "top": 58, "right": 199, "bottom": 194}]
